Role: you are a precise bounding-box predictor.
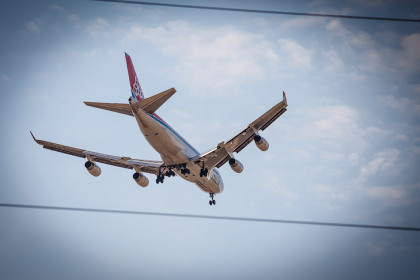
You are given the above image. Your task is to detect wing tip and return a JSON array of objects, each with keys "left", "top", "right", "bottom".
[
  {"left": 283, "top": 91, "right": 287, "bottom": 105},
  {"left": 30, "top": 131, "right": 36, "bottom": 141},
  {"left": 30, "top": 131, "right": 41, "bottom": 144}
]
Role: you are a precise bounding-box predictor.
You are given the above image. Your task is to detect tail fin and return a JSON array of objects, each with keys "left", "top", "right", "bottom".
[{"left": 125, "top": 53, "right": 144, "bottom": 101}]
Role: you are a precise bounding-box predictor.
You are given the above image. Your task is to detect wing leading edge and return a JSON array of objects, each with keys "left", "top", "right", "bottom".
[
  {"left": 30, "top": 132, "right": 163, "bottom": 175},
  {"left": 196, "top": 92, "right": 288, "bottom": 170}
]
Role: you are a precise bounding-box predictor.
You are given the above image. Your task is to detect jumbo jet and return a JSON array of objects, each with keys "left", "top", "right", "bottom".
[{"left": 31, "top": 53, "right": 288, "bottom": 205}]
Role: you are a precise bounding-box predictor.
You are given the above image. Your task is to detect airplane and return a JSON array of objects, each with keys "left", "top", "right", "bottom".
[{"left": 31, "top": 53, "right": 288, "bottom": 205}]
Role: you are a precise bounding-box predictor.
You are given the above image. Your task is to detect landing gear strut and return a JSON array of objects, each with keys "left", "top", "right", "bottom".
[
  {"left": 200, "top": 167, "right": 208, "bottom": 177},
  {"left": 156, "top": 174, "right": 164, "bottom": 184},
  {"left": 165, "top": 168, "right": 175, "bottom": 177},
  {"left": 156, "top": 167, "right": 177, "bottom": 184},
  {"left": 209, "top": 193, "right": 216, "bottom": 206},
  {"left": 178, "top": 163, "right": 190, "bottom": 175}
]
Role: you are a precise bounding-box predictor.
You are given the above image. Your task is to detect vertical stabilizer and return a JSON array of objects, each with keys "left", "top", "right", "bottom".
[{"left": 125, "top": 53, "right": 145, "bottom": 101}]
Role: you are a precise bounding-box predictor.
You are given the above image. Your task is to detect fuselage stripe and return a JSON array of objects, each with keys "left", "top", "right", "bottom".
[{"left": 149, "top": 114, "right": 200, "bottom": 156}]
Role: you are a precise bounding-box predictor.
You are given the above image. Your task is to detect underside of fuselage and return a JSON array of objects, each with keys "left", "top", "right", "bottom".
[{"left": 128, "top": 98, "right": 224, "bottom": 195}]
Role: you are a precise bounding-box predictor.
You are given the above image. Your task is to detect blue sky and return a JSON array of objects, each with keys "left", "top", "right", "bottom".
[{"left": 1, "top": 0, "right": 420, "bottom": 279}]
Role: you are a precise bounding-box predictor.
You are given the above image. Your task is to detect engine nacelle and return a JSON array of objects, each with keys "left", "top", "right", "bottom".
[
  {"left": 229, "top": 158, "right": 243, "bottom": 173},
  {"left": 133, "top": 172, "right": 149, "bottom": 187},
  {"left": 254, "top": 135, "right": 269, "bottom": 151},
  {"left": 85, "top": 161, "right": 101, "bottom": 177}
]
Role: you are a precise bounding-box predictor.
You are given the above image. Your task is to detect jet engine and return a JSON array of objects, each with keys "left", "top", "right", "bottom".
[
  {"left": 254, "top": 135, "right": 269, "bottom": 151},
  {"left": 133, "top": 172, "right": 149, "bottom": 187},
  {"left": 85, "top": 161, "right": 101, "bottom": 177},
  {"left": 229, "top": 158, "right": 243, "bottom": 173}
]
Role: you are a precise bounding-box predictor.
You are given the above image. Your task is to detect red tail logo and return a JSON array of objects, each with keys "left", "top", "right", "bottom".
[{"left": 125, "top": 53, "right": 144, "bottom": 101}]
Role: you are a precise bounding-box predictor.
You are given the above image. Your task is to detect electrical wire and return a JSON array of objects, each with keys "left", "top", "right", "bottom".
[
  {"left": 92, "top": 0, "right": 420, "bottom": 23},
  {"left": 1, "top": 202, "right": 420, "bottom": 232}
]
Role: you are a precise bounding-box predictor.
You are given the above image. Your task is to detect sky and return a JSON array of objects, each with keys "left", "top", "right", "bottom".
[{"left": 1, "top": 0, "right": 420, "bottom": 279}]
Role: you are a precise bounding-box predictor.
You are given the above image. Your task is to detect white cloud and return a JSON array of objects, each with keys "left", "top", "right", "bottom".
[
  {"left": 281, "top": 16, "right": 327, "bottom": 29},
  {"left": 380, "top": 95, "right": 411, "bottom": 109},
  {"left": 122, "top": 22, "right": 269, "bottom": 93},
  {"left": 400, "top": 33, "right": 420, "bottom": 73},
  {"left": 360, "top": 149, "right": 400, "bottom": 179},
  {"left": 321, "top": 152, "right": 345, "bottom": 161},
  {"left": 396, "top": 133, "right": 408, "bottom": 141},
  {"left": 348, "top": 152, "right": 359, "bottom": 164},
  {"left": 277, "top": 39, "right": 312, "bottom": 69},
  {"left": 324, "top": 20, "right": 420, "bottom": 77},
  {"left": 119, "top": 21, "right": 312, "bottom": 95},
  {"left": 68, "top": 14, "right": 81, "bottom": 27},
  {"left": 86, "top": 17, "right": 110, "bottom": 37},
  {"left": 310, "top": 183, "right": 352, "bottom": 210},
  {"left": 25, "top": 19, "right": 42, "bottom": 34},
  {"left": 292, "top": 149, "right": 311, "bottom": 161},
  {"left": 349, "top": 0, "right": 388, "bottom": 8},
  {"left": 259, "top": 171, "right": 298, "bottom": 204},
  {"left": 380, "top": 94, "right": 420, "bottom": 115},
  {"left": 409, "top": 146, "right": 420, "bottom": 155},
  {"left": 322, "top": 49, "right": 345, "bottom": 73},
  {"left": 1, "top": 74, "right": 10, "bottom": 81},
  {"left": 326, "top": 19, "right": 375, "bottom": 50},
  {"left": 365, "top": 185, "right": 407, "bottom": 204},
  {"left": 49, "top": 4, "right": 65, "bottom": 11},
  {"left": 301, "top": 104, "right": 362, "bottom": 149}
]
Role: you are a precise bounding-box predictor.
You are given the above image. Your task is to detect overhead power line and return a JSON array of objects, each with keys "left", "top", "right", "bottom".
[
  {"left": 92, "top": 0, "right": 420, "bottom": 23},
  {"left": 1, "top": 202, "right": 420, "bottom": 232}
]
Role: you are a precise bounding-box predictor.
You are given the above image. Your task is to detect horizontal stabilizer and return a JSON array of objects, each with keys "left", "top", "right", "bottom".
[
  {"left": 138, "top": 87, "right": 176, "bottom": 114},
  {"left": 84, "top": 102, "right": 133, "bottom": 116},
  {"left": 84, "top": 87, "right": 176, "bottom": 116}
]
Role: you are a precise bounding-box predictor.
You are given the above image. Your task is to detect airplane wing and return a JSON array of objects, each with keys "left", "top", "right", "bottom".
[
  {"left": 30, "top": 132, "right": 163, "bottom": 175},
  {"left": 196, "top": 92, "right": 288, "bottom": 170}
]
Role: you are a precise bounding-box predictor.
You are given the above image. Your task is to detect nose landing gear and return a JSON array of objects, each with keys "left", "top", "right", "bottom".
[{"left": 209, "top": 193, "right": 216, "bottom": 206}]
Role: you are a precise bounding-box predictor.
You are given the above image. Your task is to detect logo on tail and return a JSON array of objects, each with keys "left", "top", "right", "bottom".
[
  {"left": 125, "top": 53, "right": 144, "bottom": 101},
  {"left": 132, "top": 76, "right": 144, "bottom": 100}
]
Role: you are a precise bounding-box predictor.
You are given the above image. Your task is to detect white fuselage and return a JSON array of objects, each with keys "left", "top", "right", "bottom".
[{"left": 129, "top": 100, "right": 224, "bottom": 194}]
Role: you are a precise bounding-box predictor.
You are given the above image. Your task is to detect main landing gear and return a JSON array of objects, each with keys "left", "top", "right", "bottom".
[
  {"left": 176, "top": 163, "right": 190, "bottom": 175},
  {"left": 200, "top": 168, "right": 208, "bottom": 177},
  {"left": 209, "top": 193, "right": 216, "bottom": 206},
  {"left": 156, "top": 174, "right": 164, "bottom": 184},
  {"left": 155, "top": 163, "right": 191, "bottom": 184},
  {"left": 156, "top": 167, "right": 176, "bottom": 184}
]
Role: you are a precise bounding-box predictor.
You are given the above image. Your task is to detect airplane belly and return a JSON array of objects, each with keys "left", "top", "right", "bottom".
[
  {"left": 130, "top": 101, "right": 221, "bottom": 193},
  {"left": 173, "top": 162, "right": 223, "bottom": 194}
]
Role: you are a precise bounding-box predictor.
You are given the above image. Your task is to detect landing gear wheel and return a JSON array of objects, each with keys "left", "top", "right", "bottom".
[
  {"left": 209, "top": 193, "right": 216, "bottom": 206},
  {"left": 200, "top": 168, "right": 209, "bottom": 177},
  {"left": 156, "top": 174, "right": 164, "bottom": 184}
]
